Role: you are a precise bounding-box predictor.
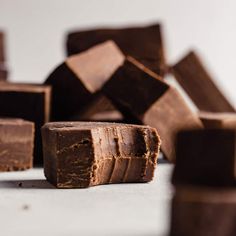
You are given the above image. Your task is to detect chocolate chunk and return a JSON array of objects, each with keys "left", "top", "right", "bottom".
[
  {"left": 171, "top": 51, "right": 235, "bottom": 112},
  {"left": 45, "top": 40, "right": 125, "bottom": 121},
  {"left": 0, "top": 32, "right": 8, "bottom": 81},
  {"left": 0, "top": 83, "right": 51, "bottom": 165},
  {"left": 102, "top": 57, "right": 202, "bottom": 162},
  {"left": 41, "top": 122, "right": 160, "bottom": 188},
  {"left": 0, "top": 118, "right": 34, "bottom": 171},
  {"left": 66, "top": 24, "right": 166, "bottom": 76},
  {"left": 199, "top": 111, "right": 236, "bottom": 129},
  {"left": 172, "top": 129, "right": 236, "bottom": 186},
  {"left": 170, "top": 186, "right": 236, "bottom": 236}
]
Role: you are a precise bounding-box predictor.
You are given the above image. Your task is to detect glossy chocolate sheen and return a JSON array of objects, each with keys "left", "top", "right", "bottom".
[
  {"left": 102, "top": 57, "right": 202, "bottom": 162},
  {"left": 172, "top": 129, "right": 236, "bottom": 186},
  {"left": 42, "top": 122, "right": 161, "bottom": 188},
  {"left": 0, "top": 83, "right": 51, "bottom": 165},
  {"left": 199, "top": 111, "right": 236, "bottom": 129},
  {"left": 170, "top": 186, "right": 236, "bottom": 236},
  {"left": 66, "top": 24, "right": 166, "bottom": 76},
  {"left": 45, "top": 40, "right": 125, "bottom": 121},
  {"left": 0, "top": 118, "right": 34, "bottom": 171},
  {"left": 172, "top": 51, "right": 235, "bottom": 112}
]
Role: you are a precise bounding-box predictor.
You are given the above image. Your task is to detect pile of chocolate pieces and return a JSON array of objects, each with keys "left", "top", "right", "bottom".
[{"left": 0, "top": 24, "right": 236, "bottom": 235}]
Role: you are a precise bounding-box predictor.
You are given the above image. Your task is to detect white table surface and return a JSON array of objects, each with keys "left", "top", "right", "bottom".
[{"left": 0, "top": 164, "right": 173, "bottom": 236}]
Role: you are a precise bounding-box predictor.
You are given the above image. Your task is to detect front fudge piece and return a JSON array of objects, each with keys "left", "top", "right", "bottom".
[
  {"left": 172, "top": 51, "right": 235, "bottom": 112},
  {"left": 172, "top": 129, "right": 236, "bottom": 186},
  {"left": 0, "top": 83, "right": 51, "bottom": 164},
  {"left": 42, "top": 122, "right": 161, "bottom": 188},
  {"left": 170, "top": 186, "right": 236, "bottom": 236},
  {"left": 0, "top": 118, "right": 34, "bottom": 171},
  {"left": 199, "top": 111, "right": 236, "bottom": 129},
  {"left": 66, "top": 24, "right": 166, "bottom": 76},
  {"left": 102, "top": 57, "right": 202, "bottom": 161},
  {"left": 45, "top": 40, "right": 125, "bottom": 121}
]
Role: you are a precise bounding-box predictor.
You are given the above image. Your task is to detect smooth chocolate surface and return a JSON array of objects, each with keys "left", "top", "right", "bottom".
[
  {"left": 172, "top": 51, "right": 235, "bottom": 112},
  {"left": 0, "top": 83, "right": 51, "bottom": 165},
  {"left": 172, "top": 129, "right": 236, "bottom": 186},
  {"left": 0, "top": 118, "right": 34, "bottom": 171},
  {"left": 102, "top": 57, "right": 202, "bottom": 162},
  {"left": 42, "top": 122, "right": 160, "bottom": 188},
  {"left": 170, "top": 186, "right": 236, "bottom": 236},
  {"left": 66, "top": 24, "right": 166, "bottom": 76},
  {"left": 45, "top": 40, "right": 125, "bottom": 121},
  {"left": 199, "top": 111, "right": 236, "bottom": 129}
]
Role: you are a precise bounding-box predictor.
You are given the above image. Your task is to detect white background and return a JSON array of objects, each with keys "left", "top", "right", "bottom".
[{"left": 0, "top": 0, "right": 235, "bottom": 108}]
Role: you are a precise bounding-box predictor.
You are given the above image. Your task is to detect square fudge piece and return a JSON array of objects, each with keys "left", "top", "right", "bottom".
[
  {"left": 0, "top": 118, "right": 34, "bottom": 171},
  {"left": 42, "top": 122, "right": 161, "bottom": 188}
]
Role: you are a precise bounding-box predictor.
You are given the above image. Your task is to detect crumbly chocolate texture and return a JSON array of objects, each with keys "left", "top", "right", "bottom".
[
  {"left": 170, "top": 186, "right": 236, "bottom": 236},
  {"left": 0, "top": 118, "right": 34, "bottom": 171},
  {"left": 45, "top": 40, "right": 125, "bottom": 121},
  {"left": 199, "top": 111, "right": 236, "bottom": 129},
  {"left": 0, "top": 83, "right": 51, "bottom": 165},
  {"left": 42, "top": 122, "right": 161, "bottom": 188},
  {"left": 172, "top": 129, "right": 236, "bottom": 187},
  {"left": 102, "top": 56, "right": 202, "bottom": 162},
  {"left": 66, "top": 24, "right": 166, "bottom": 76},
  {"left": 171, "top": 51, "right": 235, "bottom": 112}
]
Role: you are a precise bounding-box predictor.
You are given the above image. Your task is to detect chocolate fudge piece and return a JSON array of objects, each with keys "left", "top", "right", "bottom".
[
  {"left": 0, "top": 83, "right": 51, "bottom": 164},
  {"left": 0, "top": 118, "right": 34, "bottom": 171},
  {"left": 45, "top": 40, "right": 125, "bottom": 121},
  {"left": 66, "top": 24, "right": 166, "bottom": 76},
  {"left": 171, "top": 51, "right": 235, "bottom": 112},
  {"left": 0, "top": 32, "right": 8, "bottom": 81},
  {"left": 102, "top": 57, "right": 202, "bottom": 162},
  {"left": 170, "top": 186, "right": 236, "bottom": 236},
  {"left": 172, "top": 129, "right": 236, "bottom": 186},
  {"left": 42, "top": 122, "right": 160, "bottom": 188},
  {"left": 199, "top": 111, "right": 236, "bottom": 129}
]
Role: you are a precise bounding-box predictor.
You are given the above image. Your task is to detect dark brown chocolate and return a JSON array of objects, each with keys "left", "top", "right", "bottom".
[
  {"left": 172, "top": 129, "right": 236, "bottom": 186},
  {"left": 0, "top": 118, "right": 34, "bottom": 171},
  {"left": 42, "top": 121, "right": 160, "bottom": 188},
  {"left": 66, "top": 24, "right": 166, "bottom": 76},
  {"left": 199, "top": 111, "right": 236, "bottom": 129},
  {"left": 45, "top": 40, "right": 125, "bottom": 121},
  {"left": 171, "top": 51, "right": 235, "bottom": 112},
  {"left": 0, "top": 83, "right": 51, "bottom": 165},
  {"left": 102, "top": 57, "right": 202, "bottom": 162},
  {"left": 170, "top": 186, "right": 236, "bottom": 236}
]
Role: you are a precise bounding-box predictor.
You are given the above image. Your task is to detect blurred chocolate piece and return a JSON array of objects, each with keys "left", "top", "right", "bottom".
[
  {"left": 66, "top": 24, "right": 166, "bottom": 76},
  {"left": 199, "top": 111, "right": 236, "bottom": 129},
  {"left": 0, "top": 118, "right": 34, "bottom": 171},
  {"left": 172, "top": 129, "right": 236, "bottom": 186},
  {"left": 0, "top": 83, "right": 51, "bottom": 164},
  {"left": 0, "top": 32, "right": 8, "bottom": 80},
  {"left": 170, "top": 186, "right": 236, "bottom": 236},
  {"left": 42, "top": 121, "right": 160, "bottom": 188},
  {"left": 172, "top": 51, "right": 235, "bottom": 112},
  {"left": 102, "top": 56, "right": 202, "bottom": 162},
  {"left": 45, "top": 40, "right": 125, "bottom": 121}
]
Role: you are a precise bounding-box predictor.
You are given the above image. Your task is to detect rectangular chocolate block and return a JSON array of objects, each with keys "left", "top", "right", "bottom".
[
  {"left": 170, "top": 186, "right": 236, "bottom": 236},
  {"left": 172, "top": 51, "right": 235, "bottom": 112},
  {"left": 199, "top": 111, "right": 236, "bottom": 129},
  {"left": 42, "top": 122, "right": 160, "bottom": 188},
  {"left": 66, "top": 24, "right": 166, "bottom": 76},
  {"left": 45, "top": 40, "right": 125, "bottom": 121},
  {"left": 172, "top": 129, "right": 236, "bottom": 186},
  {"left": 0, "top": 118, "right": 34, "bottom": 171},
  {"left": 0, "top": 83, "right": 51, "bottom": 164},
  {"left": 102, "top": 56, "right": 202, "bottom": 162}
]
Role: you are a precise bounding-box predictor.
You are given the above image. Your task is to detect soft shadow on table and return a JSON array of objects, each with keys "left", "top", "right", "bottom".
[{"left": 0, "top": 179, "right": 54, "bottom": 189}]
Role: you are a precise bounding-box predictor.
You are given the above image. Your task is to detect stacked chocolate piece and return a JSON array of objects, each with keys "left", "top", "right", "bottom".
[{"left": 0, "top": 32, "right": 8, "bottom": 81}]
